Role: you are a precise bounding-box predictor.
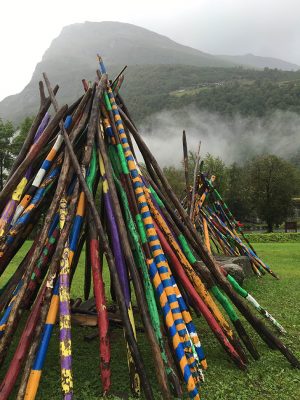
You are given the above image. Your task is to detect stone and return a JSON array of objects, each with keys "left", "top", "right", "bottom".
[
  {"left": 215, "top": 255, "right": 254, "bottom": 278},
  {"left": 221, "top": 263, "right": 245, "bottom": 285},
  {"left": 231, "top": 256, "right": 253, "bottom": 278}
]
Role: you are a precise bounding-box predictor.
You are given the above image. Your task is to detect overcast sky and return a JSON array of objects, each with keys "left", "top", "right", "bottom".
[{"left": 0, "top": 0, "right": 299, "bottom": 101}]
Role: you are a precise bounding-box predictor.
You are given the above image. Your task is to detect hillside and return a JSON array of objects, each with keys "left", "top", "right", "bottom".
[
  {"left": 218, "top": 53, "right": 300, "bottom": 71},
  {"left": 120, "top": 65, "right": 300, "bottom": 122},
  {"left": 1, "top": 21, "right": 299, "bottom": 125}
]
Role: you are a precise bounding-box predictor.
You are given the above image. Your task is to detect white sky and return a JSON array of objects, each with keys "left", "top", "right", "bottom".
[{"left": 0, "top": 0, "right": 299, "bottom": 101}]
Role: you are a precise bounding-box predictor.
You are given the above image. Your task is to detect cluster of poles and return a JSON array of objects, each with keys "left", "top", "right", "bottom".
[
  {"left": 0, "top": 58, "right": 299, "bottom": 400},
  {"left": 181, "top": 137, "right": 277, "bottom": 279},
  {"left": 182, "top": 132, "right": 287, "bottom": 335}
]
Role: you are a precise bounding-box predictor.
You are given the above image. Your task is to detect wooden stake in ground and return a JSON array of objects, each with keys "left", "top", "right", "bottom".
[
  {"left": 182, "top": 130, "right": 190, "bottom": 214},
  {"left": 190, "top": 141, "right": 201, "bottom": 222}
]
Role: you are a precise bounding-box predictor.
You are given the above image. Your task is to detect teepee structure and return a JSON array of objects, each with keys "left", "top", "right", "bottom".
[{"left": 0, "top": 57, "right": 298, "bottom": 400}]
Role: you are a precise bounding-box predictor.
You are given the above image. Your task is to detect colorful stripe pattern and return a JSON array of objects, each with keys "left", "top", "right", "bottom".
[
  {"left": 0, "top": 161, "right": 62, "bottom": 257},
  {"left": 99, "top": 62, "right": 201, "bottom": 398},
  {"left": 0, "top": 221, "right": 59, "bottom": 336},
  {"left": 24, "top": 170, "right": 89, "bottom": 399},
  {"left": 11, "top": 116, "right": 72, "bottom": 226},
  {"left": 0, "top": 113, "right": 50, "bottom": 237},
  {"left": 108, "top": 150, "right": 180, "bottom": 394},
  {"left": 145, "top": 187, "right": 235, "bottom": 343},
  {"left": 147, "top": 258, "right": 200, "bottom": 399},
  {"left": 59, "top": 197, "right": 73, "bottom": 400},
  {"left": 99, "top": 152, "right": 140, "bottom": 396},
  {"left": 24, "top": 281, "right": 59, "bottom": 400},
  {"left": 225, "top": 273, "right": 286, "bottom": 334}
]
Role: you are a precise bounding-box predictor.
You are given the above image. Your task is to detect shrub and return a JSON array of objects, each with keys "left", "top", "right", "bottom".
[{"left": 243, "top": 232, "right": 300, "bottom": 243}]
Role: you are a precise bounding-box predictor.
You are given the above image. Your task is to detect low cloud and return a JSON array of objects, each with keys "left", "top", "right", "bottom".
[{"left": 135, "top": 107, "right": 300, "bottom": 166}]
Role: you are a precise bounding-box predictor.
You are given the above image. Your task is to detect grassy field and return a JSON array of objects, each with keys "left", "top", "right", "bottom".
[{"left": 1, "top": 243, "right": 300, "bottom": 399}]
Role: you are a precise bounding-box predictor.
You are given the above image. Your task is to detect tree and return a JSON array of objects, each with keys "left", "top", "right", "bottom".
[
  {"left": 186, "top": 152, "right": 228, "bottom": 191},
  {"left": 225, "top": 162, "right": 252, "bottom": 221},
  {"left": 247, "top": 154, "right": 299, "bottom": 232},
  {"left": 11, "top": 116, "right": 34, "bottom": 157},
  {"left": 202, "top": 153, "right": 228, "bottom": 194},
  {"left": 163, "top": 165, "right": 185, "bottom": 198},
  {"left": 0, "top": 119, "right": 15, "bottom": 190}
]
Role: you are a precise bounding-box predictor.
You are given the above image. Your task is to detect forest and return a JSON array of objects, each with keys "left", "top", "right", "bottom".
[
  {"left": 121, "top": 65, "right": 300, "bottom": 122},
  {"left": 163, "top": 152, "right": 300, "bottom": 232}
]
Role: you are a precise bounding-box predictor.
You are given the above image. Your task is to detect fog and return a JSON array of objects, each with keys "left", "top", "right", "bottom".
[{"left": 137, "top": 107, "right": 300, "bottom": 166}]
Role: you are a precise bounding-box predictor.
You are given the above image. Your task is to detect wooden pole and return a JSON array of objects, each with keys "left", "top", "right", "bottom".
[
  {"left": 190, "top": 141, "right": 201, "bottom": 222},
  {"left": 7, "top": 83, "right": 59, "bottom": 180},
  {"left": 0, "top": 105, "right": 68, "bottom": 207},
  {"left": 15, "top": 182, "right": 80, "bottom": 399},
  {"left": 97, "top": 124, "right": 172, "bottom": 399},
  {"left": 182, "top": 130, "right": 190, "bottom": 214},
  {"left": 43, "top": 73, "right": 154, "bottom": 399}
]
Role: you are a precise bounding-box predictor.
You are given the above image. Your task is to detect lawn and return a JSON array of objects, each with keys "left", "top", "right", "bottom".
[{"left": 1, "top": 243, "right": 300, "bottom": 399}]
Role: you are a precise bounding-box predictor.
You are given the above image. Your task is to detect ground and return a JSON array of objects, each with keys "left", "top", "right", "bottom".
[{"left": 1, "top": 243, "right": 300, "bottom": 399}]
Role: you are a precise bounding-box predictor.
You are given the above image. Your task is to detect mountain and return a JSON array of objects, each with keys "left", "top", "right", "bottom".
[
  {"left": 0, "top": 21, "right": 299, "bottom": 124},
  {"left": 40, "top": 21, "right": 234, "bottom": 68},
  {"left": 0, "top": 21, "right": 233, "bottom": 124},
  {"left": 217, "top": 53, "right": 299, "bottom": 71}
]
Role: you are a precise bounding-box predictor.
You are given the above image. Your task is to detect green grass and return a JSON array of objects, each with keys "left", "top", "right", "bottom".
[{"left": 1, "top": 243, "right": 300, "bottom": 399}]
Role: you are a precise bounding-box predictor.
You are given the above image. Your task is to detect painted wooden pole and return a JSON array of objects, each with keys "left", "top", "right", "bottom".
[
  {"left": 0, "top": 105, "right": 68, "bottom": 207},
  {"left": 0, "top": 112, "right": 50, "bottom": 238},
  {"left": 0, "top": 284, "right": 47, "bottom": 399},
  {"left": 23, "top": 151, "right": 94, "bottom": 399},
  {"left": 190, "top": 141, "right": 201, "bottom": 222},
  {"left": 59, "top": 196, "right": 74, "bottom": 400},
  {"left": 17, "top": 180, "right": 80, "bottom": 399},
  {"left": 98, "top": 64, "right": 202, "bottom": 396},
  {"left": 7, "top": 83, "right": 59, "bottom": 180},
  {"left": 97, "top": 124, "right": 172, "bottom": 398},
  {"left": 109, "top": 149, "right": 182, "bottom": 397},
  {"left": 182, "top": 130, "right": 190, "bottom": 215},
  {"left": 43, "top": 72, "right": 154, "bottom": 399}
]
